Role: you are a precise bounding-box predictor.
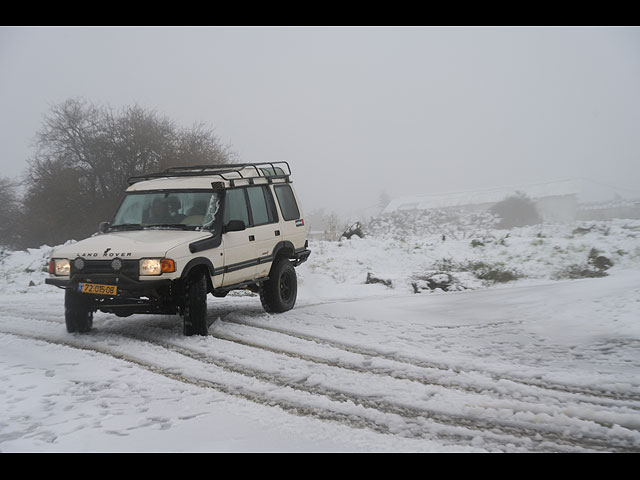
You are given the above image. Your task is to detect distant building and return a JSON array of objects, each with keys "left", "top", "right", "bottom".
[
  {"left": 382, "top": 179, "right": 640, "bottom": 222},
  {"left": 578, "top": 197, "right": 640, "bottom": 221}
]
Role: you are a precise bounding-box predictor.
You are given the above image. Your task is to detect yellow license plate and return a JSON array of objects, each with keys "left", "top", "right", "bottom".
[{"left": 79, "top": 283, "right": 118, "bottom": 295}]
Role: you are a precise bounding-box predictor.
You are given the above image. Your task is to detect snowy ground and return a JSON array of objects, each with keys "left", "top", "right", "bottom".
[{"left": 1, "top": 218, "right": 639, "bottom": 452}]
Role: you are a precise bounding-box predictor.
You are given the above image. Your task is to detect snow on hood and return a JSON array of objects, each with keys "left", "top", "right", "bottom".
[{"left": 50, "top": 230, "right": 211, "bottom": 260}]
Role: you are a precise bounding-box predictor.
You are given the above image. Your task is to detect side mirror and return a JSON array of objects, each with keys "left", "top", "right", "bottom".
[
  {"left": 98, "top": 221, "right": 111, "bottom": 234},
  {"left": 224, "top": 220, "right": 246, "bottom": 233}
]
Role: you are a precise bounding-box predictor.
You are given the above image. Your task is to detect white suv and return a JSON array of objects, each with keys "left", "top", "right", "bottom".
[{"left": 45, "top": 162, "right": 310, "bottom": 336}]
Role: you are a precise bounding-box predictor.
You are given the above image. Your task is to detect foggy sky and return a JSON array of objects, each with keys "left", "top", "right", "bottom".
[{"left": 1, "top": 26, "right": 639, "bottom": 217}]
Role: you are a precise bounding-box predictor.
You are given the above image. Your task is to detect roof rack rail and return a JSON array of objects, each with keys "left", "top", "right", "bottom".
[{"left": 127, "top": 161, "right": 292, "bottom": 186}]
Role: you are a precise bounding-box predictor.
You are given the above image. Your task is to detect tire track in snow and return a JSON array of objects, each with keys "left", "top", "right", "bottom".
[
  {"left": 14, "top": 309, "right": 640, "bottom": 421},
  {"left": 15, "top": 293, "right": 636, "bottom": 403},
  {"left": 2, "top": 312, "right": 639, "bottom": 452},
  {"left": 99, "top": 328, "right": 640, "bottom": 452},
  {"left": 220, "top": 316, "right": 640, "bottom": 404},
  {"left": 208, "top": 320, "right": 640, "bottom": 413},
  {"left": 3, "top": 320, "right": 633, "bottom": 453},
  {"left": 0, "top": 326, "right": 542, "bottom": 452},
  {"left": 92, "top": 318, "right": 640, "bottom": 452}
]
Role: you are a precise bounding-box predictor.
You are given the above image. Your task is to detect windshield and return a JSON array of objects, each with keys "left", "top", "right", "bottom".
[{"left": 111, "top": 191, "right": 220, "bottom": 231}]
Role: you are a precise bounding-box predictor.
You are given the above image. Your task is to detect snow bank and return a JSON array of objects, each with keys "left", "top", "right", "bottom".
[
  {"left": 300, "top": 215, "right": 640, "bottom": 295},
  {"left": 0, "top": 246, "right": 54, "bottom": 294},
  {"left": 2, "top": 216, "right": 640, "bottom": 298}
]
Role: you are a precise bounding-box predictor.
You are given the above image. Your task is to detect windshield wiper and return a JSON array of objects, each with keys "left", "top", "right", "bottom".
[
  {"left": 145, "top": 223, "right": 196, "bottom": 230},
  {"left": 109, "top": 223, "right": 143, "bottom": 231}
]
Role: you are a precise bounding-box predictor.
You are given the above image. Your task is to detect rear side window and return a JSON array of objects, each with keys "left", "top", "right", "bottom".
[
  {"left": 274, "top": 185, "right": 300, "bottom": 221},
  {"left": 246, "top": 185, "right": 277, "bottom": 226},
  {"left": 223, "top": 188, "right": 250, "bottom": 226}
]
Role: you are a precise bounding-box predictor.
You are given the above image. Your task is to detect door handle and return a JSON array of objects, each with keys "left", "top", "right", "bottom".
[
  {"left": 275, "top": 230, "right": 280, "bottom": 236},
  {"left": 249, "top": 235, "right": 255, "bottom": 242}
]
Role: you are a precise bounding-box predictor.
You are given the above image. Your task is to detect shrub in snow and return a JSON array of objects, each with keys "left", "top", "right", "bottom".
[
  {"left": 552, "top": 264, "right": 608, "bottom": 280},
  {"left": 489, "top": 192, "right": 542, "bottom": 229},
  {"left": 466, "top": 262, "right": 522, "bottom": 283},
  {"left": 552, "top": 247, "right": 614, "bottom": 280},
  {"left": 572, "top": 225, "right": 594, "bottom": 235},
  {"left": 427, "top": 258, "right": 522, "bottom": 286},
  {"left": 365, "top": 272, "right": 393, "bottom": 288},
  {"left": 411, "top": 272, "right": 468, "bottom": 293},
  {"left": 588, "top": 248, "right": 613, "bottom": 271},
  {"left": 341, "top": 222, "right": 364, "bottom": 240}
]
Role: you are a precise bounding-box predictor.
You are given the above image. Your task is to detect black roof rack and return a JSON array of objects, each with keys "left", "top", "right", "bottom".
[{"left": 127, "top": 161, "right": 292, "bottom": 187}]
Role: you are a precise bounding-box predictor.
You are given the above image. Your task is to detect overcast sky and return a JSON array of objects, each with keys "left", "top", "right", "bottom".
[{"left": 1, "top": 26, "right": 639, "bottom": 216}]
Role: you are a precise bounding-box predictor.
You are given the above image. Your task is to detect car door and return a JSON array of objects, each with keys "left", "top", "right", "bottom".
[
  {"left": 245, "top": 185, "right": 280, "bottom": 278},
  {"left": 221, "top": 188, "right": 255, "bottom": 286},
  {"left": 273, "top": 183, "right": 306, "bottom": 250}
]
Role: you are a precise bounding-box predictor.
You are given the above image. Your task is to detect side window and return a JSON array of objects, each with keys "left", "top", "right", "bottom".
[
  {"left": 246, "top": 186, "right": 277, "bottom": 226},
  {"left": 274, "top": 185, "right": 300, "bottom": 221},
  {"left": 223, "top": 188, "right": 249, "bottom": 226},
  {"left": 264, "top": 186, "right": 279, "bottom": 223}
]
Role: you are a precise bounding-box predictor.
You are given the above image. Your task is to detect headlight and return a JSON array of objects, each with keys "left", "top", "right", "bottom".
[
  {"left": 50, "top": 259, "right": 70, "bottom": 276},
  {"left": 140, "top": 258, "right": 161, "bottom": 276},
  {"left": 140, "top": 258, "right": 176, "bottom": 276}
]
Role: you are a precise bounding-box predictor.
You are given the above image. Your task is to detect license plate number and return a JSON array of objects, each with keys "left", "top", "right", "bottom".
[{"left": 79, "top": 283, "right": 118, "bottom": 295}]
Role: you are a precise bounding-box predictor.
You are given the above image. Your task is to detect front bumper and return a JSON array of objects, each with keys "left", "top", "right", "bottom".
[
  {"left": 45, "top": 274, "right": 173, "bottom": 293},
  {"left": 46, "top": 274, "right": 179, "bottom": 315}
]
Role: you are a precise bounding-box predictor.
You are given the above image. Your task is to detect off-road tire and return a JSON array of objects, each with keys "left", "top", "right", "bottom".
[
  {"left": 65, "top": 288, "right": 93, "bottom": 333},
  {"left": 183, "top": 272, "right": 209, "bottom": 336},
  {"left": 260, "top": 258, "right": 297, "bottom": 313}
]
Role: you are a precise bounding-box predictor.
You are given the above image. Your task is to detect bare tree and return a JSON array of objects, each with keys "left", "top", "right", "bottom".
[
  {"left": 0, "top": 177, "right": 23, "bottom": 248},
  {"left": 170, "top": 122, "right": 235, "bottom": 170},
  {"left": 20, "top": 98, "right": 234, "bottom": 247},
  {"left": 323, "top": 212, "right": 340, "bottom": 241}
]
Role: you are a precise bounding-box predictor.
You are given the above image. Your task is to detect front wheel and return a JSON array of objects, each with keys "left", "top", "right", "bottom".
[
  {"left": 183, "top": 272, "right": 209, "bottom": 336},
  {"left": 65, "top": 288, "right": 93, "bottom": 333},
  {"left": 260, "top": 258, "right": 297, "bottom": 313}
]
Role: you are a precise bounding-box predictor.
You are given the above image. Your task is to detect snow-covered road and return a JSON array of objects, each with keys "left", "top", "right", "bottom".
[{"left": 1, "top": 268, "right": 639, "bottom": 452}]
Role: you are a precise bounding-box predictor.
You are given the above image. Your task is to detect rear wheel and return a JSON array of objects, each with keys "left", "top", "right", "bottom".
[
  {"left": 65, "top": 288, "right": 93, "bottom": 333},
  {"left": 260, "top": 258, "right": 297, "bottom": 313},
  {"left": 183, "top": 272, "right": 209, "bottom": 336}
]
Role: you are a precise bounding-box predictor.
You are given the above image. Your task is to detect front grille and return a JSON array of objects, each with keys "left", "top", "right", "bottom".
[{"left": 71, "top": 259, "right": 139, "bottom": 279}]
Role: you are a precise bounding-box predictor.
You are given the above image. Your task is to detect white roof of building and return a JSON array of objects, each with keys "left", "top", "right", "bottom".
[{"left": 382, "top": 179, "right": 639, "bottom": 214}]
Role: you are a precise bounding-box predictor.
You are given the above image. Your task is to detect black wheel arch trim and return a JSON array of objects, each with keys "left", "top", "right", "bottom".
[
  {"left": 181, "top": 257, "right": 216, "bottom": 279},
  {"left": 272, "top": 240, "right": 296, "bottom": 259},
  {"left": 272, "top": 240, "right": 310, "bottom": 266}
]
